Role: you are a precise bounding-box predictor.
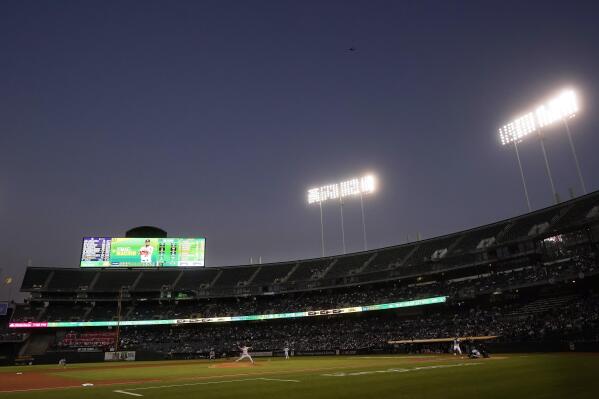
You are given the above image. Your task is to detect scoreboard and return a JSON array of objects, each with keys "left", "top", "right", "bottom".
[{"left": 80, "top": 237, "right": 205, "bottom": 267}]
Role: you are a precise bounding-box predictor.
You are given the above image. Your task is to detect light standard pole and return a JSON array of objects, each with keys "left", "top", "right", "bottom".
[
  {"left": 339, "top": 197, "right": 346, "bottom": 255},
  {"left": 563, "top": 119, "right": 587, "bottom": 195},
  {"left": 538, "top": 130, "right": 559, "bottom": 204},
  {"left": 513, "top": 141, "right": 532, "bottom": 212},
  {"left": 359, "top": 191, "right": 368, "bottom": 250},
  {"left": 319, "top": 201, "right": 325, "bottom": 257}
]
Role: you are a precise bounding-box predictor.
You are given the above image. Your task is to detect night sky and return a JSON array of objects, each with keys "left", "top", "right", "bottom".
[{"left": 1, "top": 1, "right": 599, "bottom": 300}]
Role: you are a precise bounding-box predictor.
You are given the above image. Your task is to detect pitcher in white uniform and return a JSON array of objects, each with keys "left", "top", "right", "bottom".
[{"left": 235, "top": 345, "right": 254, "bottom": 364}]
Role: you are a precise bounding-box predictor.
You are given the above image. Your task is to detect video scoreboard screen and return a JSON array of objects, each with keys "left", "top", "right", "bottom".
[{"left": 80, "top": 237, "right": 205, "bottom": 267}]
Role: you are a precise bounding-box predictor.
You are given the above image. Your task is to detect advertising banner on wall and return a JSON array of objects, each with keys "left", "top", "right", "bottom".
[{"left": 104, "top": 351, "right": 136, "bottom": 361}]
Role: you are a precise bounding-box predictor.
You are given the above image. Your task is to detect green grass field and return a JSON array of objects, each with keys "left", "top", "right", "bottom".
[{"left": 1, "top": 354, "right": 597, "bottom": 398}]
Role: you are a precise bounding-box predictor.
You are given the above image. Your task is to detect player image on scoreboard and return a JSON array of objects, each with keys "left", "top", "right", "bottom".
[
  {"left": 80, "top": 237, "right": 205, "bottom": 267},
  {"left": 139, "top": 239, "right": 154, "bottom": 265}
]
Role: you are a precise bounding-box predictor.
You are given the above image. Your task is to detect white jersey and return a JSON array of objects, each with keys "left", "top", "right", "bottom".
[
  {"left": 235, "top": 346, "right": 254, "bottom": 363},
  {"left": 140, "top": 245, "right": 154, "bottom": 263}
]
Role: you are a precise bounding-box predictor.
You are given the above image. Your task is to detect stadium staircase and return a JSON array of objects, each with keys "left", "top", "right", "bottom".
[
  {"left": 35, "top": 306, "right": 47, "bottom": 322},
  {"left": 123, "top": 306, "right": 135, "bottom": 320},
  {"left": 281, "top": 262, "right": 301, "bottom": 283},
  {"left": 88, "top": 272, "right": 101, "bottom": 291},
  {"left": 172, "top": 271, "right": 184, "bottom": 289},
  {"left": 397, "top": 246, "right": 420, "bottom": 268},
  {"left": 494, "top": 223, "right": 511, "bottom": 243},
  {"left": 42, "top": 271, "right": 55, "bottom": 290},
  {"left": 245, "top": 267, "right": 262, "bottom": 286},
  {"left": 81, "top": 306, "right": 93, "bottom": 320},
  {"left": 445, "top": 235, "right": 465, "bottom": 256},
  {"left": 131, "top": 273, "right": 144, "bottom": 291},
  {"left": 354, "top": 253, "right": 378, "bottom": 274},
  {"left": 209, "top": 270, "right": 223, "bottom": 288},
  {"left": 19, "top": 333, "right": 54, "bottom": 356},
  {"left": 319, "top": 259, "right": 337, "bottom": 280}
]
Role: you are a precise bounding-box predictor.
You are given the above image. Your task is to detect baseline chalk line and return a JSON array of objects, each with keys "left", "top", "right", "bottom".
[{"left": 114, "top": 390, "right": 144, "bottom": 396}]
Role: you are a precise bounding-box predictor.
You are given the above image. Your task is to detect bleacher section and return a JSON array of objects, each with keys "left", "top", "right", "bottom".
[
  {"left": 449, "top": 222, "right": 507, "bottom": 255},
  {"left": 46, "top": 269, "right": 96, "bottom": 291},
  {"left": 135, "top": 270, "right": 180, "bottom": 291},
  {"left": 508, "top": 295, "right": 577, "bottom": 317},
  {"left": 289, "top": 259, "right": 333, "bottom": 281},
  {"left": 93, "top": 271, "right": 140, "bottom": 291},
  {"left": 555, "top": 194, "right": 599, "bottom": 229},
  {"left": 11, "top": 304, "right": 45, "bottom": 322},
  {"left": 326, "top": 253, "right": 373, "bottom": 278},
  {"left": 363, "top": 245, "right": 415, "bottom": 273},
  {"left": 20, "top": 269, "right": 53, "bottom": 290},
  {"left": 129, "top": 301, "right": 171, "bottom": 320},
  {"left": 251, "top": 264, "right": 295, "bottom": 285},
  {"left": 174, "top": 269, "right": 220, "bottom": 290},
  {"left": 499, "top": 207, "right": 562, "bottom": 243},
  {"left": 43, "top": 303, "right": 89, "bottom": 322},
  {"left": 404, "top": 235, "right": 459, "bottom": 266},
  {"left": 58, "top": 331, "right": 116, "bottom": 350},
  {"left": 86, "top": 303, "right": 121, "bottom": 321},
  {"left": 212, "top": 267, "right": 256, "bottom": 287}
]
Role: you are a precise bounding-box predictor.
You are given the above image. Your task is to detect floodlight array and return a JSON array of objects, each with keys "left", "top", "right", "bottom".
[
  {"left": 499, "top": 112, "right": 536, "bottom": 146},
  {"left": 499, "top": 89, "right": 578, "bottom": 146},
  {"left": 308, "top": 174, "right": 376, "bottom": 204},
  {"left": 536, "top": 89, "right": 578, "bottom": 128}
]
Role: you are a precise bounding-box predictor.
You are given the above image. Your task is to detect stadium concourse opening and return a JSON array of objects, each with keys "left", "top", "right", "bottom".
[{"left": 1, "top": 190, "right": 599, "bottom": 370}]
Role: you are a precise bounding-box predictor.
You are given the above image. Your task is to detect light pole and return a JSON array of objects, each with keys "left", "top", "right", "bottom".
[
  {"left": 538, "top": 130, "right": 559, "bottom": 204},
  {"left": 359, "top": 191, "right": 368, "bottom": 250},
  {"left": 499, "top": 88, "right": 581, "bottom": 206},
  {"left": 563, "top": 119, "right": 587, "bottom": 195},
  {"left": 308, "top": 174, "right": 376, "bottom": 256},
  {"left": 513, "top": 140, "right": 532, "bottom": 212},
  {"left": 339, "top": 197, "right": 346, "bottom": 254},
  {"left": 319, "top": 201, "right": 325, "bottom": 257}
]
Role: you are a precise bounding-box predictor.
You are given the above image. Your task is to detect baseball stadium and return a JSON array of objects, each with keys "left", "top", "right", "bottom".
[
  {"left": 2, "top": 2, "right": 599, "bottom": 399},
  {"left": 1, "top": 189, "right": 599, "bottom": 398}
]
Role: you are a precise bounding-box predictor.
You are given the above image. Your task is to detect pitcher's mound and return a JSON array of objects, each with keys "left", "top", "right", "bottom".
[{"left": 210, "top": 362, "right": 261, "bottom": 368}]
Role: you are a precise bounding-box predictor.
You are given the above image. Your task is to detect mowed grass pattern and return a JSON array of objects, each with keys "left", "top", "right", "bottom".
[{"left": 0, "top": 354, "right": 597, "bottom": 399}]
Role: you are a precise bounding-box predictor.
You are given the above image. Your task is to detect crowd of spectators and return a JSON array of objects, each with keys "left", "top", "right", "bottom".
[
  {"left": 111, "top": 291, "right": 599, "bottom": 355},
  {"left": 20, "top": 253, "right": 599, "bottom": 355},
  {"left": 0, "top": 332, "right": 27, "bottom": 342},
  {"left": 10, "top": 253, "right": 597, "bottom": 325},
  {"left": 0, "top": 311, "right": 27, "bottom": 342},
  {"left": 54, "top": 331, "right": 117, "bottom": 351},
  {"left": 23, "top": 253, "right": 594, "bottom": 324}
]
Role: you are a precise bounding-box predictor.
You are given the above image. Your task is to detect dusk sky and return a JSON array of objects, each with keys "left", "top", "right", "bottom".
[{"left": 1, "top": 1, "right": 599, "bottom": 299}]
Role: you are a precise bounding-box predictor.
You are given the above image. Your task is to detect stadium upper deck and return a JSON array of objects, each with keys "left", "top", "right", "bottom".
[{"left": 18, "top": 190, "right": 599, "bottom": 299}]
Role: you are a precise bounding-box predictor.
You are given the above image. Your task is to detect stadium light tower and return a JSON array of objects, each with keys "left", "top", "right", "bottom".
[
  {"left": 308, "top": 174, "right": 376, "bottom": 255},
  {"left": 499, "top": 89, "right": 583, "bottom": 206}
]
